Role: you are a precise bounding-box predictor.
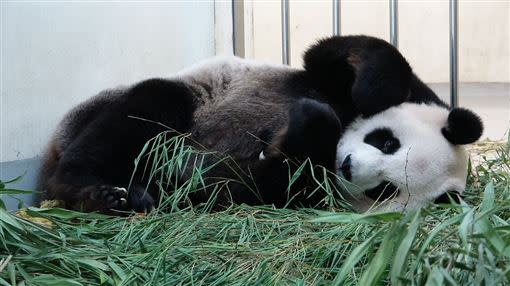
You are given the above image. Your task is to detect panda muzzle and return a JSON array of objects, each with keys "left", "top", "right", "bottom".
[{"left": 340, "top": 154, "right": 352, "bottom": 181}]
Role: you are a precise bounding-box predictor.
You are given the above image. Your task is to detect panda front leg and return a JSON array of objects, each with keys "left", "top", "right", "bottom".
[
  {"left": 40, "top": 114, "right": 161, "bottom": 213},
  {"left": 255, "top": 98, "right": 342, "bottom": 207},
  {"left": 39, "top": 79, "right": 196, "bottom": 214},
  {"left": 43, "top": 160, "right": 156, "bottom": 214},
  {"left": 77, "top": 185, "right": 129, "bottom": 212},
  {"left": 280, "top": 98, "right": 342, "bottom": 167},
  {"left": 43, "top": 175, "right": 128, "bottom": 213}
]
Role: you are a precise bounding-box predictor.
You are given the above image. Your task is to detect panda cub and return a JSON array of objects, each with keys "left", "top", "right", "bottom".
[{"left": 37, "top": 35, "right": 483, "bottom": 214}]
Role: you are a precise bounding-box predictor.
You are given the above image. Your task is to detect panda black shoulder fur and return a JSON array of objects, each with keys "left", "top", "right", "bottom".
[{"left": 37, "top": 35, "right": 483, "bottom": 214}]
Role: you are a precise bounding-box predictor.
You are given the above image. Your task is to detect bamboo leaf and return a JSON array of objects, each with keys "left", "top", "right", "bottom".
[
  {"left": 358, "top": 223, "right": 400, "bottom": 285},
  {"left": 332, "top": 229, "right": 383, "bottom": 285},
  {"left": 391, "top": 210, "right": 421, "bottom": 284}
]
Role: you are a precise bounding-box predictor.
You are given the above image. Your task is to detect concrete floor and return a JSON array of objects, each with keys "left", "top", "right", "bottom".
[{"left": 429, "top": 83, "right": 509, "bottom": 141}]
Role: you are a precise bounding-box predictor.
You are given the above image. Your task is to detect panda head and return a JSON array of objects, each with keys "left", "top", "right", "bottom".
[{"left": 336, "top": 103, "right": 483, "bottom": 212}]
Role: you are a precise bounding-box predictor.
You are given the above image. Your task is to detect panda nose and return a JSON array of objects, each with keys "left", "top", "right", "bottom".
[
  {"left": 341, "top": 154, "right": 352, "bottom": 181},
  {"left": 434, "top": 191, "right": 461, "bottom": 204}
]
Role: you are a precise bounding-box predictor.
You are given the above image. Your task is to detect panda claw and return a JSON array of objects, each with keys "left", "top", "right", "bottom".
[
  {"left": 113, "top": 187, "right": 128, "bottom": 195},
  {"left": 93, "top": 185, "right": 129, "bottom": 210}
]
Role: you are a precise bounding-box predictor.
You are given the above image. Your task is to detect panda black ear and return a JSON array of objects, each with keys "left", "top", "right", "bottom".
[
  {"left": 441, "top": 108, "right": 483, "bottom": 145},
  {"left": 303, "top": 35, "right": 413, "bottom": 116}
]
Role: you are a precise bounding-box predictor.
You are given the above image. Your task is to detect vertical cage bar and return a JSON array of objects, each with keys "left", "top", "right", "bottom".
[
  {"left": 281, "top": 0, "right": 290, "bottom": 65},
  {"left": 231, "top": 0, "right": 237, "bottom": 55},
  {"left": 333, "top": 0, "right": 341, "bottom": 36},
  {"left": 389, "top": 0, "right": 398, "bottom": 47},
  {"left": 232, "top": 0, "right": 245, "bottom": 57},
  {"left": 449, "top": 0, "right": 459, "bottom": 107}
]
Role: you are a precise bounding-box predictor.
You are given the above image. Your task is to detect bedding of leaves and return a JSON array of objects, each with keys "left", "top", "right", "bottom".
[{"left": 0, "top": 134, "right": 508, "bottom": 286}]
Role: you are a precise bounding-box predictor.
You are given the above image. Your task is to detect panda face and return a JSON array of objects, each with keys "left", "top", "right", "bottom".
[{"left": 336, "top": 103, "right": 470, "bottom": 212}]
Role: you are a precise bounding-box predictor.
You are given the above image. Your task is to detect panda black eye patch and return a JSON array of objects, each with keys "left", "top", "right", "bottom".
[{"left": 363, "top": 128, "right": 401, "bottom": 154}]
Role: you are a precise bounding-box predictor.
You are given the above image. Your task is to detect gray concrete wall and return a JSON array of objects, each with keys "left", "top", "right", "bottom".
[
  {"left": 0, "top": 158, "right": 41, "bottom": 209},
  {"left": 1, "top": 2, "right": 215, "bottom": 209}
]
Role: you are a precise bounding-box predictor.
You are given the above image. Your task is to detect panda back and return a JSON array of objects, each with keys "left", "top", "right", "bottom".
[
  {"left": 175, "top": 56, "right": 307, "bottom": 162},
  {"left": 53, "top": 88, "right": 126, "bottom": 153}
]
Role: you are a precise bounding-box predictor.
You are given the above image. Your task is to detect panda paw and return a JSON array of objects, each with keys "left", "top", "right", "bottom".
[
  {"left": 89, "top": 185, "right": 155, "bottom": 213},
  {"left": 95, "top": 185, "right": 129, "bottom": 210},
  {"left": 284, "top": 98, "right": 342, "bottom": 154},
  {"left": 128, "top": 186, "right": 156, "bottom": 213}
]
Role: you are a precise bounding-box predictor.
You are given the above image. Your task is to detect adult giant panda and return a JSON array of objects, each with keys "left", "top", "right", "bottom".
[{"left": 37, "top": 35, "right": 483, "bottom": 214}]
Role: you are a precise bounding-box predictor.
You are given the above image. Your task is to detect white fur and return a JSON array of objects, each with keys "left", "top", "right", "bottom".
[
  {"left": 173, "top": 56, "right": 293, "bottom": 82},
  {"left": 337, "top": 103, "right": 469, "bottom": 212}
]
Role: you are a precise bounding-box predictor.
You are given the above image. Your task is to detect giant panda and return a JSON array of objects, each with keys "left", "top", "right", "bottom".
[{"left": 37, "top": 35, "right": 483, "bottom": 214}]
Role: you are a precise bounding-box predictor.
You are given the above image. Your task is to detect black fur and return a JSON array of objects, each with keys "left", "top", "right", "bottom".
[
  {"left": 39, "top": 79, "right": 195, "bottom": 213},
  {"left": 281, "top": 98, "right": 342, "bottom": 165},
  {"left": 434, "top": 191, "right": 461, "bottom": 204},
  {"left": 364, "top": 181, "right": 400, "bottom": 201},
  {"left": 303, "top": 35, "right": 450, "bottom": 118},
  {"left": 340, "top": 154, "right": 352, "bottom": 182},
  {"left": 408, "top": 75, "right": 448, "bottom": 108},
  {"left": 240, "top": 99, "right": 342, "bottom": 208},
  {"left": 304, "top": 35, "right": 412, "bottom": 116},
  {"left": 363, "top": 128, "right": 401, "bottom": 155},
  {"left": 441, "top": 108, "right": 484, "bottom": 145}
]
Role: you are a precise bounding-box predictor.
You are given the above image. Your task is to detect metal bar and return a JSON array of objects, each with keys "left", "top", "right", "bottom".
[
  {"left": 333, "top": 0, "right": 341, "bottom": 36},
  {"left": 449, "top": 0, "right": 459, "bottom": 107},
  {"left": 281, "top": 0, "right": 290, "bottom": 65},
  {"left": 232, "top": 0, "right": 237, "bottom": 55},
  {"left": 389, "top": 0, "right": 398, "bottom": 47},
  {"left": 232, "top": 0, "right": 245, "bottom": 57}
]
